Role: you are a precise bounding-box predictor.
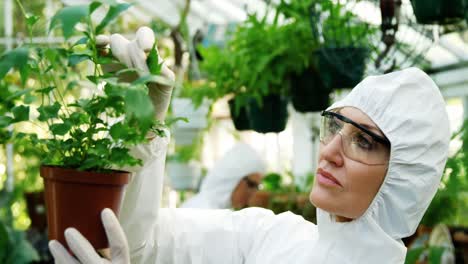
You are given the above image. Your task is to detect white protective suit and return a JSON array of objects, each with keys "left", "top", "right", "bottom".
[
  {"left": 117, "top": 67, "right": 450, "bottom": 263},
  {"left": 180, "top": 142, "right": 266, "bottom": 209}
]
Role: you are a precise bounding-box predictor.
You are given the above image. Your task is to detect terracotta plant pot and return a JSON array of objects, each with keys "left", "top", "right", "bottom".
[{"left": 40, "top": 166, "right": 129, "bottom": 250}]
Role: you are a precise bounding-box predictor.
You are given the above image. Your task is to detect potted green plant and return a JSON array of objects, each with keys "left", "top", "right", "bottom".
[
  {"left": 311, "top": 0, "right": 376, "bottom": 89},
  {"left": 197, "top": 45, "right": 254, "bottom": 131},
  {"left": 0, "top": 1, "right": 171, "bottom": 250},
  {"left": 228, "top": 12, "right": 291, "bottom": 133},
  {"left": 410, "top": 0, "right": 467, "bottom": 25},
  {"left": 272, "top": 0, "right": 331, "bottom": 113}
]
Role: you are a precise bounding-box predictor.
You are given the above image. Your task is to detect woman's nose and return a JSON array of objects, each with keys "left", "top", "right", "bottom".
[{"left": 319, "top": 133, "right": 345, "bottom": 167}]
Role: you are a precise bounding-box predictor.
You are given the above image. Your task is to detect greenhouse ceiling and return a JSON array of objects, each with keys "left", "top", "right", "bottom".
[{"left": 2, "top": 0, "right": 468, "bottom": 89}]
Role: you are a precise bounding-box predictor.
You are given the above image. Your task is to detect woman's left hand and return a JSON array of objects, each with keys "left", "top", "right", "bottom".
[{"left": 48, "top": 208, "right": 130, "bottom": 264}]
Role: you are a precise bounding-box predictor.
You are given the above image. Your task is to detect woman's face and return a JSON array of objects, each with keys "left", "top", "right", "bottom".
[{"left": 310, "top": 107, "right": 389, "bottom": 221}]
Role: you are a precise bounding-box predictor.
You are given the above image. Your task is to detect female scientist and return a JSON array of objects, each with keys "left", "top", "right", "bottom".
[{"left": 48, "top": 27, "right": 450, "bottom": 264}]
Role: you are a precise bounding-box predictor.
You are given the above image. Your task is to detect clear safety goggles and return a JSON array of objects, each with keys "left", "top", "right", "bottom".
[{"left": 320, "top": 111, "right": 391, "bottom": 165}]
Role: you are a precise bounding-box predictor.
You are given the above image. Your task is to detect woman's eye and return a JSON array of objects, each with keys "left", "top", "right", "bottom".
[
  {"left": 354, "top": 133, "right": 375, "bottom": 150},
  {"left": 328, "top": 117, "right": 341, "bottom": 133}
]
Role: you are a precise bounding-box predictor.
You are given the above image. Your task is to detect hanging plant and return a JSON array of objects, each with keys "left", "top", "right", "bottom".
[
  {"left": 410, "top": 0, "right": 467, "bottom": 25},
  {"left": 311, "top": 0, "right": 376, "bottom": 89}
]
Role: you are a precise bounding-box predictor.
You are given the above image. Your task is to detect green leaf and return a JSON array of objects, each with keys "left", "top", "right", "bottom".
[
  {"left": 50, "top": 122, "right": 72, "bottom": 136},
  {"left": 0, "top": 116, "right": 13, "bottom": 128},
  {"left": 23, "top": 94, "right": 37, "bottom": 104},
  {"left": 68, "top": 54, "right": 91, "bottom": 66},
  {"left": 86, "top": 75, "right": 99, "bottom": 84},
  {"left": 49, "top": 5, "right": 89, "bottom": 39},
  {"left": 110, "top": 122, "right": 130, "bottom": 140},
  {"left": 66, "top": 80, "right": 79, "bottom": 90},
  {"left": 428, "top": 246, "right": 446, "bottom": 264},
  {"left": 26, "top": 15, "right": 40, "bottom": 28},
  {"left": 124, "top": 88, "right": 154, "bottom": 126},
  {"left": 89, "top": 1, "right": 102, "bottom": 14},
  {"left": 11, "top": 105, "right": 29, "bottom": 122},
  {"left": 37, "top": 102, "right": 61, "bottom": 121},
  {"left": 35, "top": 86, "right": 56, "bottom": 94},
  {"left": 404, "top": 247, "right": 425, "bottom": 264},
  {"left": 72, "top": 36, "right": 89, "bottom": 47},
  {"left": 146, "top": 43, "right": 162, "bottom": 75},
  {"left": 5, "top": 88, "right": 32, "bottom": 101},
  {"left": 0, "top": 47, "right": 29, "bottom": 81},
  {"left": 95, "top": 3, "right": 132, "bottom": 34}
]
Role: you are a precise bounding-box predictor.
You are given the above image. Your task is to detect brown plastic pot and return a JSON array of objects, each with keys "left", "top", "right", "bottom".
[{"left": 40, "top": 165, "right": 130, "bottom": 250}]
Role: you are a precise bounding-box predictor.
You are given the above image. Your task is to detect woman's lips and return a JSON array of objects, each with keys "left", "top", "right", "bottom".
[{"left": 317, "top": 168, "right": 342, "bottom": 187}]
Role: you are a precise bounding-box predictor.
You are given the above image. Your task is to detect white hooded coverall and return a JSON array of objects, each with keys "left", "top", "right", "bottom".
[
  {"left": 119, "top": 67, "right": 450, "bottom": 263},
  {"left": 180, "top": 142, "right": 266, "bottom": 209}
]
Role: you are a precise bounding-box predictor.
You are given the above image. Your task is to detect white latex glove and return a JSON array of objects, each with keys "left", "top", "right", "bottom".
[
  {"left": 48, "top": 208, "right": 130, "bottom": 264},
  {"left": 97, "top": 27, "right": 175, "bottom": 122}
]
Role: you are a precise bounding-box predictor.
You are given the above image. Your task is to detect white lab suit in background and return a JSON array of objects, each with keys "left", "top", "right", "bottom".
[
  {"left": 119, "top": 67, "right": 450, "bottom": 263},
  {"left": 180, "top": 142, "right": 266, "bottom": 209}
]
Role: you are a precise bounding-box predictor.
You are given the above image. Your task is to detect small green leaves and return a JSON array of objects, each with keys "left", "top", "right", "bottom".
[
  {"left": 50, "top": 121, "right": 72, "bottom": 136},
  {"left": 26, "top": 15, "right": 40, "bottom": 28},
  {"left": 37, "top": 102, "right": 61, "bottom": 121},
  {"left": 146, "top": 43, "right": 162, "bottom": 75},
  {"left": 49, "top": 5, "right": 89, "bottom": 39},
  {"left": 124, "top": 88, "right": 154, "bottom": 128},
  {"left": 11, "top": 105, "right": 29, "bottom": 122},
  {"left": 68, "top": 54, "right": 91, "bottom": 66},
  {"left": 36, "top": 86, "right": 55, "bottom": 94},
  {"left": 0, "top": 47, "right": 30, "bottom": 81},
  {"left": 0, "top": 116, "right": 13, "bottom": 128},
  {"left": 95, "top": 3, "right": 132, "bottom": 34}
]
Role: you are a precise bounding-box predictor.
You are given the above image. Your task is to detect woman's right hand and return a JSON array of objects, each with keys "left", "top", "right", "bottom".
[{"left": 96, "top": 27, "right": 175, "bottom": 122}]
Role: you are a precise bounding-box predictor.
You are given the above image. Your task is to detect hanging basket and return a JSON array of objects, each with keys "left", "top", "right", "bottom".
[
  {"left": 410, "top": 0, "right": 466, "bottom": 25},
  {"left": 290, "top": 69, "right": 331, "bottom": 113},
  {"left": 247, "top": 94, "right": 289, "bottom": 133},
  {"left": 228, "top": 98, "right": 252, "bottom": 131},
  {"left": 40, "top": 166, "right": 129, "bottom": 250},
  {"left": 316, "top": 47, "right": 368, "bottom": 89}
]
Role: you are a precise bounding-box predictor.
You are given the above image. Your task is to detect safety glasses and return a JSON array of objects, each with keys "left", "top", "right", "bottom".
[{"left": 320, "top": 111, "right": 390, "bottom": 165}]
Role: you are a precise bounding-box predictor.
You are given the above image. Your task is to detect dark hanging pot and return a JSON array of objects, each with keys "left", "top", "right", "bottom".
[
  {"left": 247, "top": 94, "right": 289, "bottom": 133},
  {"left": 228, "top": 98, "right": 252, "bottom": 131},
  {"left": 410, "top": 0, "right": 466, "bottom": 25},
  {"left": 316, "top": 47, "right": 369, "bottom": 89},
  {"left": 40, "top": 166, "right": 129, "bottom": 250},
  {"left": 290, "top": 68, "right": 331, "bottom": 113},
  {"left": 25, "top": 191, "right": 47, "bottom": 232}
]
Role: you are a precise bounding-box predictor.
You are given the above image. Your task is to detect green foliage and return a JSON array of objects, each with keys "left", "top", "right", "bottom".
[
  {"left": 0, "top": 1, "right": 172, "bottom": 172},
  {"left": 311, "top": 0, "right": 376, "bottom": 48},
  {"left": 197, "top": 0, "right": 322, "bottom": 109},
  {"left": 405, "top": 247, "right": 447, "bottom": 264},
  {"left": 421, "top": 120, "right": 468, "bottom": 227},
  {"left": 0, "top": 220, "right": 39, "bottom": 264},
  {"left": 261, "top": 172, "right": 283, "bottom": 191},
  {"left": 49, "top": 5, "right": 90, "bottom": 39}
]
